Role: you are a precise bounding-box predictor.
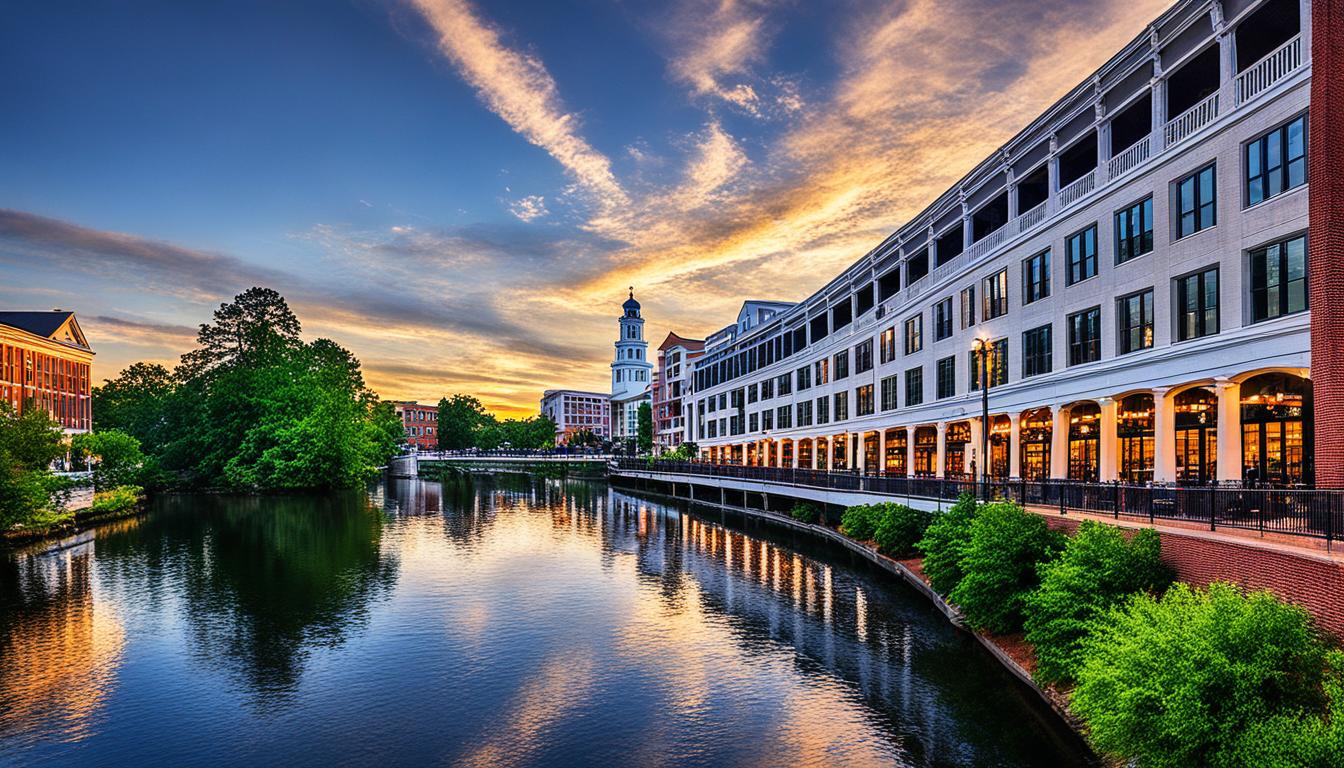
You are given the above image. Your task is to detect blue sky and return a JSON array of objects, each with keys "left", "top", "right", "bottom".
[{"left": 0, "top": 0, "right": 1170, "bottom": 415}]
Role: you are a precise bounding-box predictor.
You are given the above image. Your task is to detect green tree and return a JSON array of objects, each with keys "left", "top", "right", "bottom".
[
  {"left": 91, "top": 362, "right": 175, "bottom": 454},
  {"left": 71, "top": 429, "right": 146, "bottom": 489},
  {"left": 1073, "top": 582, "right": 1336, "bottom": 768},
  {"left": 637, "top": 401, "right": 653, "bottom": 454},
  {"left": 0, "top": 401, "right": 71, "bottom": 529},
  {"left": 437, "top": 394, "right": 490, "bottom": 450},
  {"left": 915, "top": 493, "right": 977, "bottom": 595},
  {"left": 1023, "top": 521, "right": 1172, "bottom": 684},
  {"left": 872, "top": 503, "right": 932, "bottom": 558},
  {"left": 948, "top": 501, "right": 1063, "bottom": 633}
]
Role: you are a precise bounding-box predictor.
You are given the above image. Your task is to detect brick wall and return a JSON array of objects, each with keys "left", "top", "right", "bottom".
[
  {"left": 1045, "top": 517, "right": 1344, "bottom": 639},
  {"left": 1310, "top": 0, "right": 1344, "bottom": 486}
]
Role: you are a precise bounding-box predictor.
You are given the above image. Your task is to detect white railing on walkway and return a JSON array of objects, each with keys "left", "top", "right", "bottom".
[
  {"left": 1165, "top": 92, "right": 1219, "bottom": 147},
  {"left": 1058, "top": 170, "right": 1096, "bottom": 208},
  {"left": 1237, "top": 35, "right": 1303, "bottom": 105},
  {"left": 1107, "top": 136, "right": 1151, "bottom": 181},
  {"left": 966, "top": 226, "right": 1007, "bottom": 260},
  {"left": 1016, "top": 201, "right": 1047, "bottom": 233}
]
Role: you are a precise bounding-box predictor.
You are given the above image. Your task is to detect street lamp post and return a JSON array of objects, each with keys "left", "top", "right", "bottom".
[{"left": 973, "top": 339, "right": 990, "bottom": 501}]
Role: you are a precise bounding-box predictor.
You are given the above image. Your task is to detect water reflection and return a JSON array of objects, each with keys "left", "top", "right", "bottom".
[{"left": 0, "top": 476, "right": 1090, "bottom": 767}]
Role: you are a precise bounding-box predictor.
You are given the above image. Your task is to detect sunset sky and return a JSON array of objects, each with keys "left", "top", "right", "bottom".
[{"left": 0, "top": 0, "right": 1172, "bottom": 417}]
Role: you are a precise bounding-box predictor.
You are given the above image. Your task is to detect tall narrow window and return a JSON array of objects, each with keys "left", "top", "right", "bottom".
[
  {"left": 879, "top": 327, "right": 896, "bottom": 364},
  {"left": 1246, "top": 114, "right": 1307, "bottom": 207},
  {"left": 969, "top": 339, "right": 1007, "bottom": 389},
  {"left": 1249, "top": 235, "right": 1308, "bottom": 323},
  {"left": 1067, "top": 307, "right": 1102, "bottom": 365},
  {"left": 936, "top": 356, "right": 956, "bottom": 399},
  {"left": 816, "top": 395, "right": 830, "bottom": 424},
  {"left": 934, "top": 298, "right": 953, "bottom": 341},
  {"left": 856, "top": 385, "right": 874, "bottom": 416},
  {"left": 904, "top": 367, "right": 923, "bottom": 407},
  {"left": 834, "top": 391, "right": 849, "bottom": 422},
  {"left": 904, "top": 315, "right": 923, "bottom": 354},
  {"left": 1117, "top": 289, "right": 1155, "bottom": 354},
  {"left": 1115, "top": 196, "right": 1154, "bottom": 264},
  {"left": 982, "top": 269, "right": 1008, "bottom": 319},
  {"left": 854, "top": 340, "right": 874, "bottom": 373},
  {"left": 1176, "top": 267, "right": 1219, "bottom": 341},
  {"left": 1066, "top": 225, "right": 1098, "bottom": 285},
  {"left": 960, "top": 285, "right": 976, "bottom": 328},
  {"left": 1022, "top": 324, "right": 1052, "bottom": 378},
  {"left": 1176, "top": 164, "right": 1217, "bottom": 238},
  {"left": 833, "top": 350, "right": 849, "bottom": 379},
  {"left": 1023, "top": 250, "right": 1050, "bottom": 304},
  {"left": 880, "top": 375, "right": 899, "bottom": 411}
]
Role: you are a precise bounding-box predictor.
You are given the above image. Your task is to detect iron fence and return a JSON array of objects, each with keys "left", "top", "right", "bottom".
[{"left": 613, "top": 459, "right": 1343, "bottom": 546}]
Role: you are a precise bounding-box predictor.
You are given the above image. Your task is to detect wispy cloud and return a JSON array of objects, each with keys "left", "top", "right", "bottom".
[
  {"left": 662, "top": 0, "right": 797, "bottom": 118},
  {"left": 407, "top": 0, "right": 628, "bottom": 211},
  {"left": 507, "top": 194, "right": 548, "bottom": 222}
]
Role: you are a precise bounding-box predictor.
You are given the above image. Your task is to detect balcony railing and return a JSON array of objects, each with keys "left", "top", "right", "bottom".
[
  {"left": 613, "top": 459, "right": 1344, "bottom": 547},
  {"left": 1165, "top": 91, "right": 1219, "bottom": 147},
  {"left": 1058, "top": 169, "right": 1096, "bottom": 208},
  {"left": 966, "top": 226, "right": 1007, "bottom": 260},
  {"left": 1107, "top": 136, "right": 1151, "bottom": 181},
  {"left": 1237, "top": 34, "right": 1303, "bottom": 105},
  {"left": 1016, "top": 201, "right": 1047, "bottom": 233}
]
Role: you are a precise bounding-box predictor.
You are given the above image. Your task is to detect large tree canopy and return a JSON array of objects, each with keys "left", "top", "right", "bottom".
[{"left": 92, "top": 288, "right": 402, "bottom": 491}]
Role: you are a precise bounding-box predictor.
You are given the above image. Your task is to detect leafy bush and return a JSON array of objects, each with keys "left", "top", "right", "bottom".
[
  {"left": 72, "top": 429, "right": 146, "bottom": 489},
  {"left": 840, "top": 504, "right": 878, "bottom": 540},
  {"left": 1023, "top": 522, "right": 1173, "bottom": 684},
  {"left": 1073, "top": 582, "right": 1336, "bottom": 768},
  {"left": 89, "top": 485, "right": 145, "bottom": 518},
  {"left": 789, "top": 502, "right": 820, "bottom": 524},
  {"left": 948, "top": 501, "right": 1063, "bottom": 633},
  {"left": 872, "top": 503, "right": 932, "bottom": 557},
  {"left": 1225, "top": 652, "right": 1344, "bottom": 766},
  {"left": 915, "top": 493, "right": 977, "bottom": 595}
]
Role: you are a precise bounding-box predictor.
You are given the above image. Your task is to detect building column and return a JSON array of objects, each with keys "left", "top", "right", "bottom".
[
  {"left": 811, "top": 439, "right": 819, "bottom": 470},
  {"left": 877, "top": 430, "right": 887, "bottom": 475},
  {"left": 1151, "top": 76, "right": 1167, "bottom": 150},
  {"left": 1050, "top": 405, "right": 1070, "bottom": 480},
  {"left": 1216, "top": 25, "right": 1237, "bottom": 107},
  {"left": 1009, "top": 413, "right": 1022, "bottom": 478},
  {"left": 1215, "top": 378, "right": 1242, "bottom": 484},
  {"left": 1099, "top": 397, "right": 1119, "bottom": 482},
  {"left": 742, "top": 442, "right": 750, "bottom": 466},
  {"left": 1153, "top": 387, "right": 1177, "bottom": 483},
  {"left": 935, "top": 422, "right": 948, "bottom": 479},
  {"left": 1310, "top": 0, "right": 1343, "bottom": 487},
  {"left": 1005, "top": 162, "right": 1019, "bottom": 219},
  {"left": 826, "top": 437, "right": 834, "bottom": 471},
  {"left": 1046, "top": 135, "right": 1061, "bottom": 211},
  {"left": 906, "top": 428, "right": 916, "bottom": 477},
  {"left": 852, "top": 432, "right": 862, "bottom": 473},
  {"left": 967, "top": 417, "right": 982, "bottom": 476},
  {"left": 778, "top": 440, "right": 786, "bottom": 468},
  {"left": 961, "top": 195, "right": 973, "bottom": 250}
]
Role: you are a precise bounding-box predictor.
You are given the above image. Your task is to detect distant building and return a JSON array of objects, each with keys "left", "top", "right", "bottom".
[
  {"left": 610, "top": 289, "right": 653, "bottom": 445},
  {"left": 391, "top": 401, "right": 437, "bottom": 450},
  {"left": 653, "top": 331, "right": 704, "bottom": 452},
  {"left": 0, "top": 311, "right": 93, "bottom": 434},
  {"left": 540, "top": 389, "right": 610, "bottom": 445}
]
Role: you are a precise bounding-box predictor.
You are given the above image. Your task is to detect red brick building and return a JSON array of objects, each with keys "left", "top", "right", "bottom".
[
  {"left": 0, "top": 311, "right": 93, "bottom": 434},
  {"left": 392, "top": 401, "right": 438, "bottom": 450}
]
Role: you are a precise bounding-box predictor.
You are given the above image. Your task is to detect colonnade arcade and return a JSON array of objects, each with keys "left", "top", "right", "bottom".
[{"left": 701, "top": 370, "right": 1313, "bottom": 487}]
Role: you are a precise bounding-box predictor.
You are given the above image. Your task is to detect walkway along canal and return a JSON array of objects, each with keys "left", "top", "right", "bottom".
[{"left": 0, "top": 474, "right": 1093, "bottom": 767}]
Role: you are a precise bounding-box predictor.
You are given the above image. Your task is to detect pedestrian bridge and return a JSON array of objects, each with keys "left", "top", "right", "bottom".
[{"left": 388, "top": 451, "right": 614, "bottom": 478}]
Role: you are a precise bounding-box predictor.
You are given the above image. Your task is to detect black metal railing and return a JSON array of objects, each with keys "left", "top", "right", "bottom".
[{"left": 612, "top": 459, "right": 1343, "bottom": 546}]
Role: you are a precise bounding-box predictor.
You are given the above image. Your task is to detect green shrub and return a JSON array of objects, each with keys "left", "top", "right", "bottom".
[
  {"left": 790, "top": 502, "right": 820, "bottom": 525},
  {"left": 915, "top": 493, "right": 977, "bottom": 595},
  {"left": 1023, "top": 521, "right": 1173, "bottom": 684},
  {"left": 840, "top": 504, "right": 878, "bottom": 540},
  {"left": 872, "top": 503, "right": 932, "bottom": 557},
  {"left": 89, "top": 485, "right": 145, "bottom": 518},
  {"left": 1073, "top": 582, "right": 1336, "bottom": 768},
  {"left": 948, "top": 501, "right": 1063, "bottom": 633},
  {"left": 71, "top": 429, "right": 145, "bottom": 489},
  {"left": 1225, "top": 653, "right": 1344, "bottom": 767}
]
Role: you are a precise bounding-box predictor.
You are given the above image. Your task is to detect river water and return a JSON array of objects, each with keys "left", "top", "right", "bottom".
[{"left": 0, "top": 475, "right": 1093, "bottom": 767}]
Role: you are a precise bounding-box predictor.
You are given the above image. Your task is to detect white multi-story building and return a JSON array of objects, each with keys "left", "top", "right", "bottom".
[
  {"left": 611, "top": 290, "right": 653, "bottom": 444},
  {"left": 687, "top": 0, "right": 1326, "bottom": 488},
  {"left": 653, "top": 331, "right": 705, "bottom": 452},
  {"left": 540, "top": 389, "right": 611, "bottom": 445}
]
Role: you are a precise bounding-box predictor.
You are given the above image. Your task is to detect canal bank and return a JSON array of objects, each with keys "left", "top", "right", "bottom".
[{"left": 608, "top": 473, "right": 1083, "bottom": 735}]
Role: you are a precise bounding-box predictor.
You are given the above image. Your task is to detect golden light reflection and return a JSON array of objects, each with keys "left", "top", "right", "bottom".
[{"left": 0, "top": 548, "right": 126, "bottom": 745}]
